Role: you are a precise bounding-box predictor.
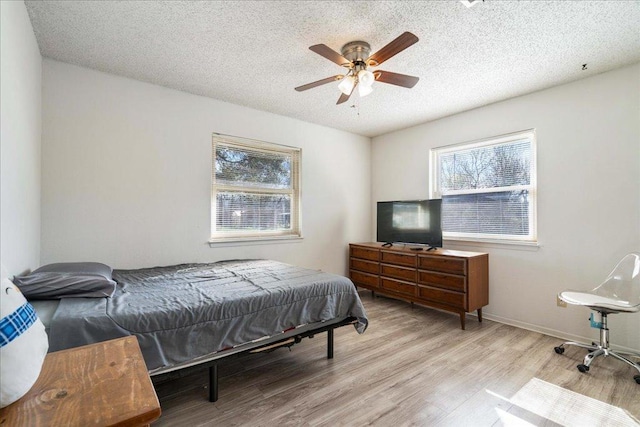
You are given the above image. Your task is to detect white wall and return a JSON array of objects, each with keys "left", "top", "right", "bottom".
[
  {"left": 41, "top": 60, "right": 371, "bottom": 275},
  {"left": 0, "top": 1, "right": 42, "bottom": 275},
  {"left": 372, "top": 64, "right": 640, "bottom": 351}
]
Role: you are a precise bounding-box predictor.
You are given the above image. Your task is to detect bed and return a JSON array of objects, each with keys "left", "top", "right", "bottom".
[{"left": 27, "top": 259, "right": 368, "bottom": 401}]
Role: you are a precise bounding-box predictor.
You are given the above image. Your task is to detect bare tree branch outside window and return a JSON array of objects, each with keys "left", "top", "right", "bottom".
[{"left": 211, "top": 136, "right": 301, "bottom": 240}]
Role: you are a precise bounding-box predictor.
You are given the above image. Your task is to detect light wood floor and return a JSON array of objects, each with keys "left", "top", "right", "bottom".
[{"left": 153, "top": 291, "right": 640, "bottom": 426}]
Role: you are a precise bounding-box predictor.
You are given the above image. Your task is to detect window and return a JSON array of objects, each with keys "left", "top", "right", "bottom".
[
  {"left": 211, "top": 134, "right": 301, "bottom": 242},
  {"left": 430, "top": 129, "right": 537, "bottom": 243}
]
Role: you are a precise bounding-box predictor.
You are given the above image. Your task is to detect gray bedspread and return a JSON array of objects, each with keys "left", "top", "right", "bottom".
[{"left": 48, "top": 260, "right": 368, "bottom": 370}]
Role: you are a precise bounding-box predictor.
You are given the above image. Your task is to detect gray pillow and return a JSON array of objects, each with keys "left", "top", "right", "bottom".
[{"left": 13, "top": 262, "right": 117, "bottom": 300}]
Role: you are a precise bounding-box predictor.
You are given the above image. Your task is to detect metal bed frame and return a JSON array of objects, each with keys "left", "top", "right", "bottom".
[{"left": 150, "top": 316, "right": 358, "bottom": 402}]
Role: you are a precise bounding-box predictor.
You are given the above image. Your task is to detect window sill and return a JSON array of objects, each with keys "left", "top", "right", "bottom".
[
  {"left": 443, "top": 237, "right": 540, "bottom": 252},
  {"left": 208, "top": 235, "right": 303, "bottom": 248}
]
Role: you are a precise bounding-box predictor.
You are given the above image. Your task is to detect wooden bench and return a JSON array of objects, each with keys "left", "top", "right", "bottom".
[{"left": 0, "top": 336, "right": 161, "bottom": 426}]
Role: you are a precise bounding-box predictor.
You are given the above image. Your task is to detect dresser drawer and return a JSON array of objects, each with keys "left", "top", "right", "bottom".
[
  {"left": 350, "top": 270, "right": 379, "bottom": 288},
  {"left": 418, "top": 255, "right": 466, "bottom": 275},
  {"left": 381, "top": 251, "right": 417, "bottom": 267},
  {"left": 418, "top": 285, "right": 466, "bottom": 309},
  {"left": 418, "top": 271, "right": 466, "bottom": 292},
  {"left": 381, "top": 264, "right": 417, "bottom": 282},
  {"left": 381, "top": 278, "right": 415, "bottom": 297},
  {"left": 350, "top": 258, "right": 379, "bottom": 274},
  {"left": 350, "top": 246, "right": 379, "bottom": 261}
]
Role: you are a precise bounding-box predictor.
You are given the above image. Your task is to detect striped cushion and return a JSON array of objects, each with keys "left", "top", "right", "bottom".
[{"left": 0, "top": 303, "right": 38, "bottom": 348}]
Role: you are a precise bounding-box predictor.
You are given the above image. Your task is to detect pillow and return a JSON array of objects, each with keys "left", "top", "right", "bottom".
[
  {"left": 0, "top": 272, "right": 49, "bottom": 408},
  {"left": 12, "top": 262, "right": 116, "bottom": 300}
]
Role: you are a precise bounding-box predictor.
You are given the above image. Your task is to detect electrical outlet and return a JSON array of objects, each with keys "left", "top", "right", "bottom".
[{"left": 557, "top": 295, "right": 567, "bottom": 308}]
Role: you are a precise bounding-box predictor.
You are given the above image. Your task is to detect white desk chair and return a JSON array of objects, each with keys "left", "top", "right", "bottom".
[{"left": 554, "top": 253, "right": 640, "bottom": 384}]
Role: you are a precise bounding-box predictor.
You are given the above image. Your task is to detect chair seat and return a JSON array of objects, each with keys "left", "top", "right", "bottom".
[{"left": 559, "top": 291, "right": 640, "bottom": 313}]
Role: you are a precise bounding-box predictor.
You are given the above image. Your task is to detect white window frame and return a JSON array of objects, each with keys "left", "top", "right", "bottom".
[
  {"left": 210, "top": 133, "right": 301, "bottom": 243},
  {"left": 429, "top": 129, "right": 537, "bottom": 244}
]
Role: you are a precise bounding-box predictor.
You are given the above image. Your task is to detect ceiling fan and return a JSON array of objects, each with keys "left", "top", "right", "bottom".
[{"left": 295, "top": 32, "right": 420, "bottom": 105}]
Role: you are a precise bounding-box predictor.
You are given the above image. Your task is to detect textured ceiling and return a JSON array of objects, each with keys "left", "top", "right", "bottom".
[{"left": 25, "top": 1, "right": 640, "bottom": 137}]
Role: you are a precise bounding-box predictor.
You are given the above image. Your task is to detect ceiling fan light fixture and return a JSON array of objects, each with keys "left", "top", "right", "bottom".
[
  {"left": 338, "top": 75, "right": 355, "bottom": 95},
  {"left": 358, "top": 84, "right": 373, "bottom": 97},
  {"left": 357, "top": 69, "right": 375, "bottom": 87},
  {"left": 296, "top": 32, "right": 419, "bottom": 105}
]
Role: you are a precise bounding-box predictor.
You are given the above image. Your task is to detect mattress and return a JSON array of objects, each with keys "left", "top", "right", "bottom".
[
  {"left": 46, "top": 260, "right": 368, "bottom": 371},
  {"left": 29, "top": 300, "right": 59, "bottom": 332}
]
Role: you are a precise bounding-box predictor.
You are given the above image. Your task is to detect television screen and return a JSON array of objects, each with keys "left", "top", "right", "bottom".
[{"left": 377, "top": 199, "right": 443, "bottom": 247}]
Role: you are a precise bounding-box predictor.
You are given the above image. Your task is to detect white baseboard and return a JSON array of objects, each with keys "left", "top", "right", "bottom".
[
  {"left": 470, "top": 312, "right": 640, "bottom": 355},
  {"left": 361, "top": 288, "right": 640, "bottom": 355}
]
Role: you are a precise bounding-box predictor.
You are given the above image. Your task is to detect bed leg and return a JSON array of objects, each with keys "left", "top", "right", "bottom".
[
  {"left": 327, "top": 328, "right": 334, "bottom": 359},
  {"left": 209, "top": 363, "right": 218, "bottom": 402}
]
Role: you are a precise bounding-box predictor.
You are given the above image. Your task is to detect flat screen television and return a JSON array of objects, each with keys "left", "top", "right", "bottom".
[{"left": 377, "top": 199, "right": 443, "bottom": 248}]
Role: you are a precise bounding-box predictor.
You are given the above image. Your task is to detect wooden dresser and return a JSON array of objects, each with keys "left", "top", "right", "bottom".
[{"left": 349, "top": 242, "right": 489, "bottom": 329}]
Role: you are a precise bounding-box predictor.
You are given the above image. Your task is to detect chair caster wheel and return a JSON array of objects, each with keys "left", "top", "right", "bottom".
[
  {"left": 554, "top": 346, "right": 564, "bottom": 354},
  {"left": 577, "top": 364, "right": 590, "bottom": 373},
  {"left": 634, "top": 375, "right": 640, "bottom": 385}
]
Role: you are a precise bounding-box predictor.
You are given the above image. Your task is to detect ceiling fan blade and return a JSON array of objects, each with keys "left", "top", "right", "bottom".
[
  {"left": 336, "top": 92, "right": 350, "bottom": 105},
  {"left": 336, "top": 82, "right": 357, "bottom": 105},
  {"left": 309, "top": 44, "right": 351, "bottom": 67},
  {"left": 295, "top": 75, "right": 343, "bottom": 92},
  {"left": 367, "top": 32, "right": 419, "bottom": 66},
  {"left": 375, "top": 70, "right": 419, "bottom": 88}
]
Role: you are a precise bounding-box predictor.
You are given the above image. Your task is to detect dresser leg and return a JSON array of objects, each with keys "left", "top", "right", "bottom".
[
  {"left": 477, "top": 308, "right": 483, "bottom": 322},
  {"left": 372, "top": 290, "right": 376, "bottom": 298},
  {"left": 460, "top": 313, "right": 466, "bottom": 330}
]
